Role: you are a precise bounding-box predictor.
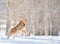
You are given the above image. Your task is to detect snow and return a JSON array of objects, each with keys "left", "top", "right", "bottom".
[{"left": 0, "top": 36, "right": 60, "bottom": 44}]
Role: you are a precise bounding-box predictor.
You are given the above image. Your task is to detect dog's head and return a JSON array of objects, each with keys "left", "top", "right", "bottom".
[{"left": 19, "top": 18, "right": 27, "bottom": 26}]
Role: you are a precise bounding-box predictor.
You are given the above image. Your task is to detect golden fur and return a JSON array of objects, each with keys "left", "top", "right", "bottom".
[{"left": 8, "top": 18, "right": 29, "bottom": 39}]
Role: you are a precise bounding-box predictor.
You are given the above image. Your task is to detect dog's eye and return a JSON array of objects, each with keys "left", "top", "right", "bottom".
[{"left": 23, "top": 24, "right": 25, "bottom": 26}]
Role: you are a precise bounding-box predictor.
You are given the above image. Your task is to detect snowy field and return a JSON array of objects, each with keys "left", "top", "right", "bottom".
[{"left": 0, "top": 36, "right": 60, "bottom": 44}]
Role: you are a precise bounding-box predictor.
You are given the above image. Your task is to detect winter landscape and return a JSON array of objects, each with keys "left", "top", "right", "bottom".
[{"left": 0, "top": 0, "right": 60, "bottom": 44}]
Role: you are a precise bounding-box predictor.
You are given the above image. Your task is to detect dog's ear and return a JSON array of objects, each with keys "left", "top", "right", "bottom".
[{"left": 20, "top": 18, "right": 27, "bottom": 24}]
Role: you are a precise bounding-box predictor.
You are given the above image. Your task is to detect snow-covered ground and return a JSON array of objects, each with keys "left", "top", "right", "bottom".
[{"left": 0, "top": 36, "right": 60, "bottom": 44}]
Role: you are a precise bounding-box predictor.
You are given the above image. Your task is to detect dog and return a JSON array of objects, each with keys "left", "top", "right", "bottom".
[{"left": 7, "top": 18, "right": 29, "bottom": 39}]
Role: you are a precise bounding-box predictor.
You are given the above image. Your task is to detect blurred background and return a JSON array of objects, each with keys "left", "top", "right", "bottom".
[{"left": 0, "top": 0, "right": 60, "bottom": 36}]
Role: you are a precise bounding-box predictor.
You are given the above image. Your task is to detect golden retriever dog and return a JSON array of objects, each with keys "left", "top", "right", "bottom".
[{"left": 7, "top": 18, "right": 29, "bottom": 39}]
